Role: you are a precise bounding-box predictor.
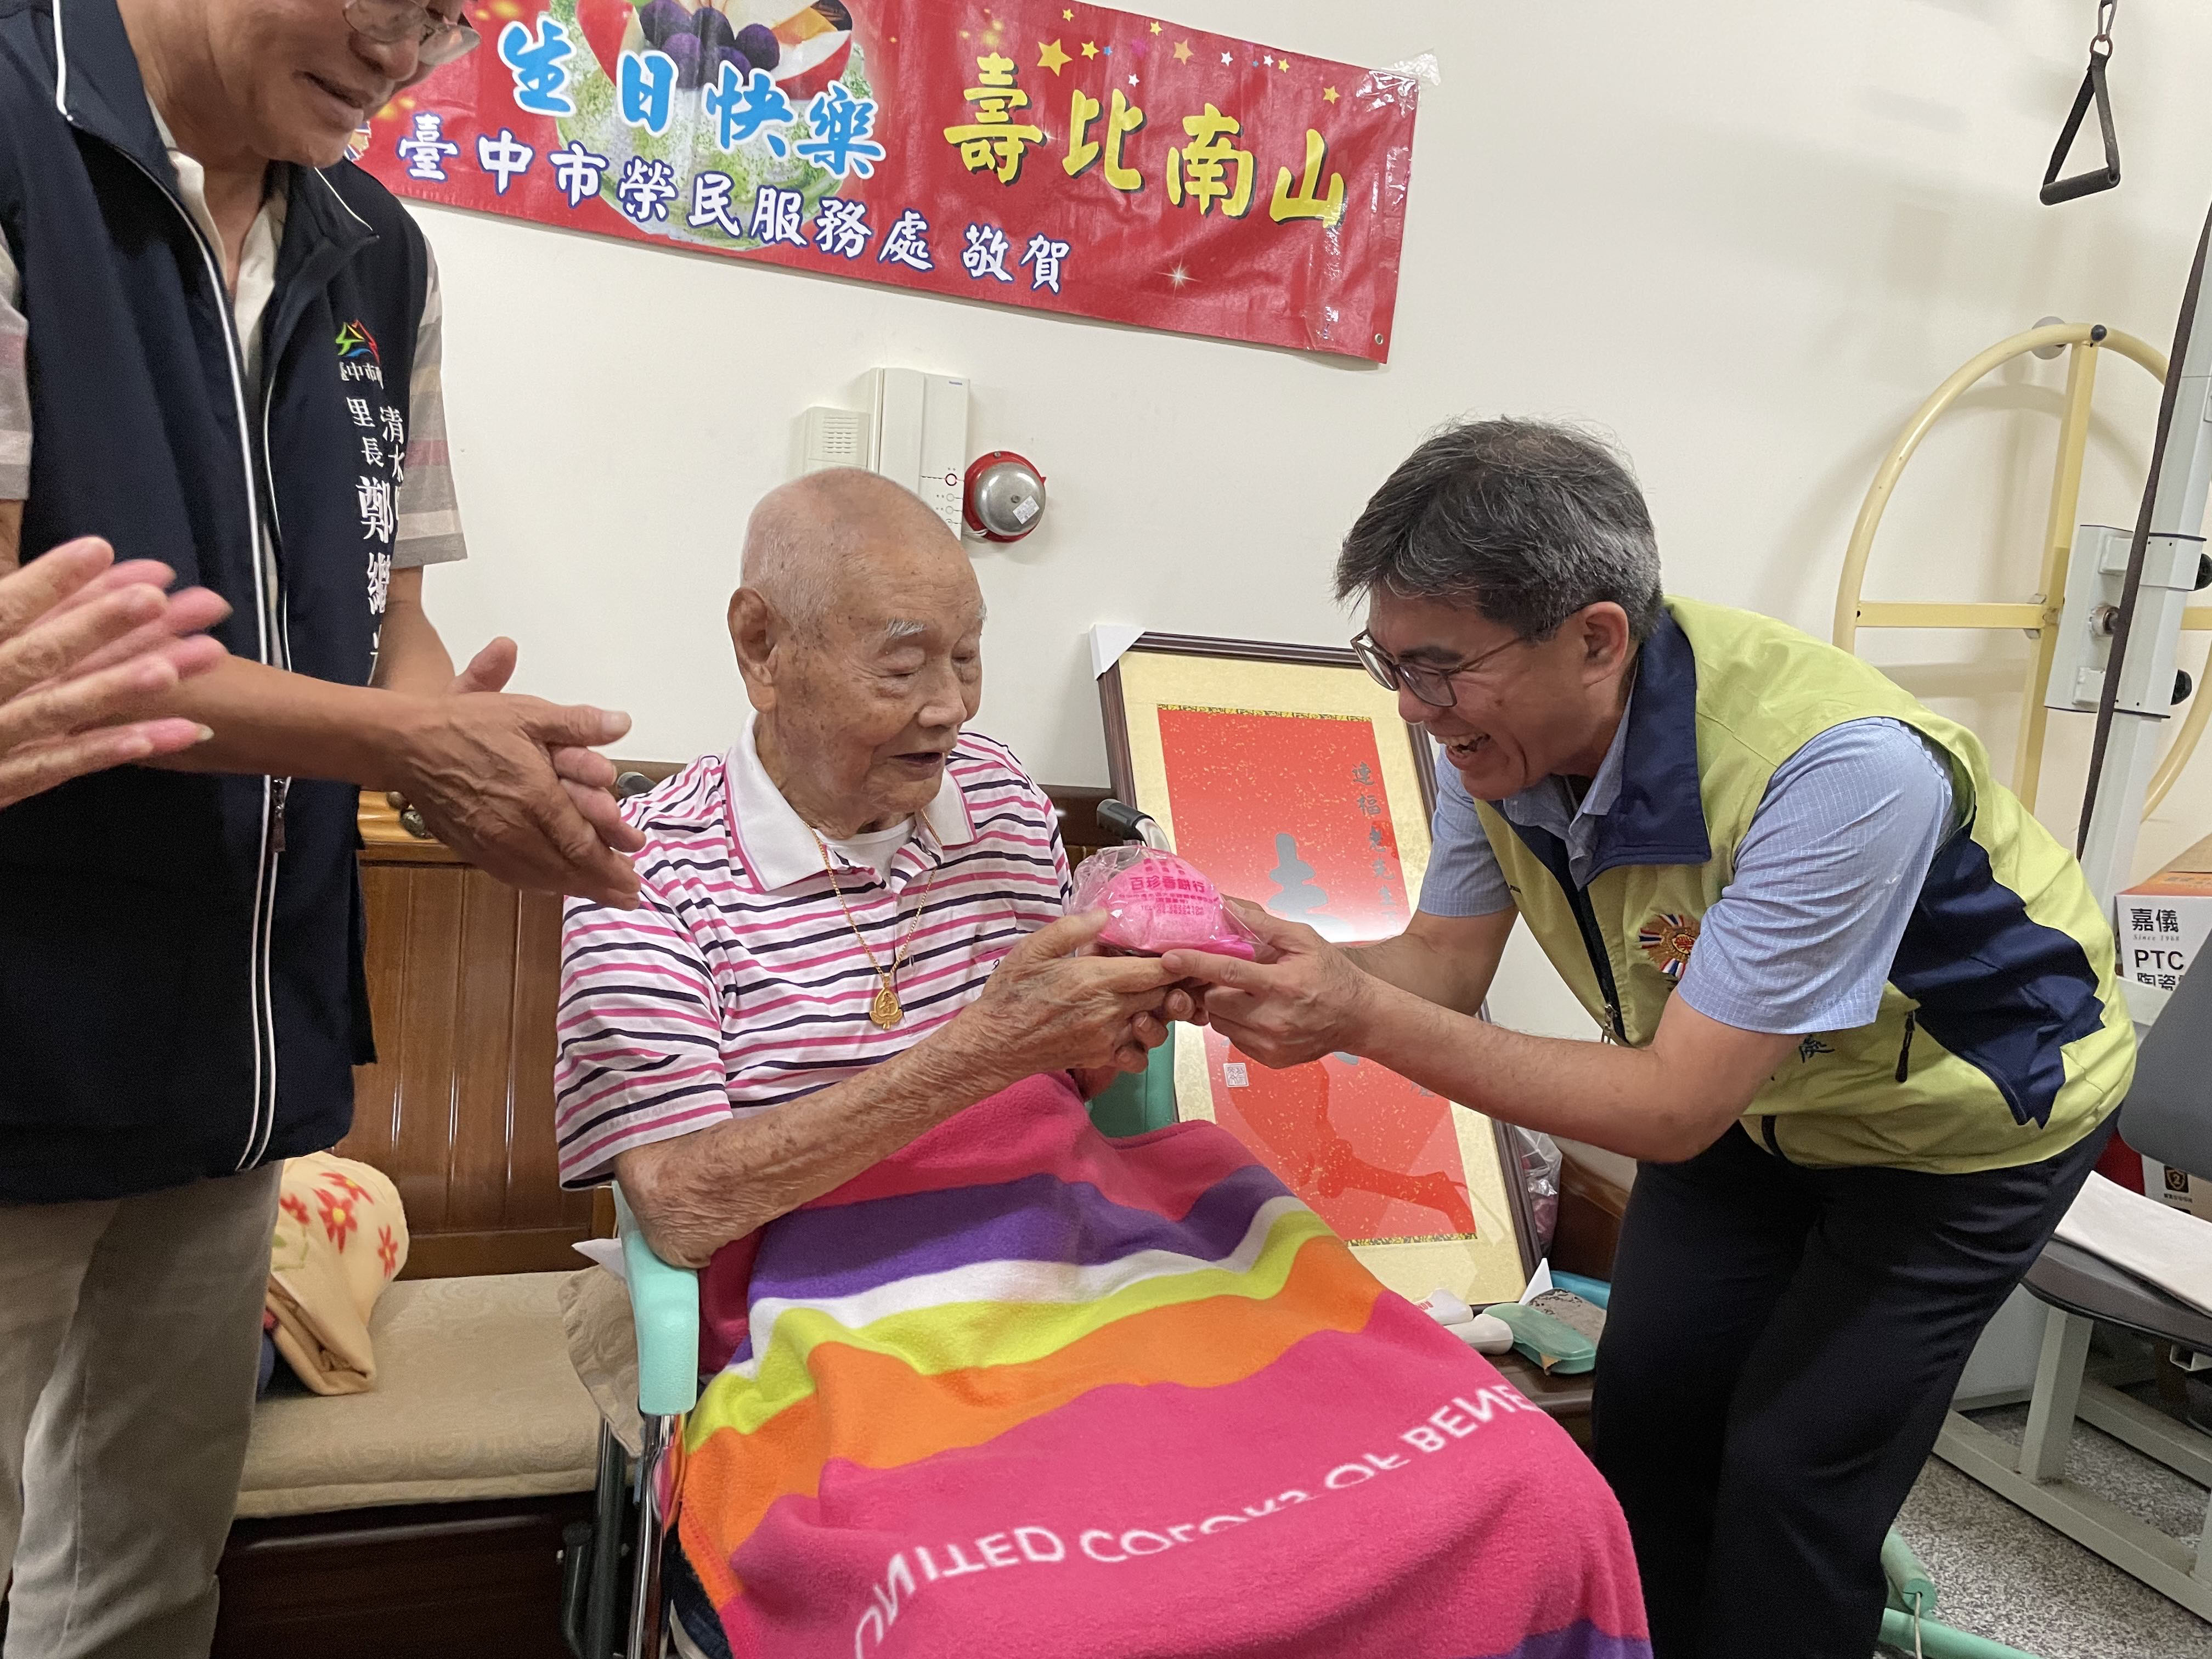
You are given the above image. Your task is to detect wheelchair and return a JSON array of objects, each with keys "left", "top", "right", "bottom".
[{"left": 556, "top": 1053, "right": 1179, "bottom": 1659}]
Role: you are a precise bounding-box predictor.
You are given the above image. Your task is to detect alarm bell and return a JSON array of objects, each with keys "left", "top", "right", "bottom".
[{"left": 963, "top": 451, "right": 1048, "bottom": 543}]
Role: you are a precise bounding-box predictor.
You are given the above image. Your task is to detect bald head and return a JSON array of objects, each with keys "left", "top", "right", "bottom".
[
  {"left": 741, "top": 469, "right": 966, "bottom": 635},
  {"left": 729, "top": 469, "right": 989, "bottom": 838}
]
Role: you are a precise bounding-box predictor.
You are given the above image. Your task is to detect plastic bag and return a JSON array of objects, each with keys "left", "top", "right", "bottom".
[
  {"left": 1069, "top": 845, "right": 1260, "bottom": 960},
  {"left": 1509, "top": 1126, "right": 1562, "bottom": 1256}
]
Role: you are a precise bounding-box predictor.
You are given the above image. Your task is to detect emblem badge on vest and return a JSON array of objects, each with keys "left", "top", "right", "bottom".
[{"left": 1636, "top": 911, "right": 1699, "bottom": 980}]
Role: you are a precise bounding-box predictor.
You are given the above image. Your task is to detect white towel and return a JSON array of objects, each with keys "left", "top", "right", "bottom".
[{"left": 2053, "top": 1173, "right": 2212, "bottom": 1318}]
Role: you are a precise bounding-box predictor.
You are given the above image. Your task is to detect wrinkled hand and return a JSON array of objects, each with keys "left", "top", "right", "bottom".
[
  {"left": 1070, "top": 978, "right": 1200, "bottom": 1098},
  {"left": 391, "top": 654, "right": 645, "bottom": 907},
  {"left": 0, "top": 537, "right": 230, "bottom": 810},
  {"left": 1159, "top": 899, "right": 1376, "bottom": 1070},
  {"left": 946, "top": 912, "right": 1180, "bottom": 1091},
  {"left": 447, "top": 637, "right": 645, "bottom": 855}
]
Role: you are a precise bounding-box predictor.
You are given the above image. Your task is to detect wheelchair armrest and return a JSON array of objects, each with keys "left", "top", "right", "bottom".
[{"left": 613, "top": 1188, "right": 701, "bottom": 1417}]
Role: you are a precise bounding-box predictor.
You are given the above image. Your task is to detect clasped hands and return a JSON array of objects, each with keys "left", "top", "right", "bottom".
[
  {"left": 0, "top": 537, "right": 231, "bottom": 810},
  {"left": 1156, "top": 898, "right": 1376, "bottom": 1070},
  {"left": 394, "top": 635, "right": 645, "bottom": 909},
  {"left": 0, "top": 535, "right": 644, "bottom": 907},
  {"left": 970, "top": 899, "right": 1369, "bottom": 1096}
]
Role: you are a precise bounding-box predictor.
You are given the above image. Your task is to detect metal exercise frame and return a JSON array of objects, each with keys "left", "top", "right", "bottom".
[
  {"left": 1830, "top": 320, "right": 2212, "bottom": 818},
  {"left": 1922, "top": 201, "right": 2212, "bottom": 1621}
]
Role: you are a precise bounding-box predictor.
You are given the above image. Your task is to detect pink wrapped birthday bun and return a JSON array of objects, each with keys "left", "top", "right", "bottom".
[{"left": 1070, "top": 847, "right": 1261, "bottom": 959}]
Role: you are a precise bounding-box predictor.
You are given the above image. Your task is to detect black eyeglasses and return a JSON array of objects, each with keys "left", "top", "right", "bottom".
[
  {"left": 1350, "top": 629, "right": 1527, "bottom": 709},
  {"left": 345, "top": 0, "right": 479, "bottom": 65}
]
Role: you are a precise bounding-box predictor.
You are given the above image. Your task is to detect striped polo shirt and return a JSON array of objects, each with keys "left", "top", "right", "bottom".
[{"left": 552, "top": 718, "right": 1071, "bottom": 1187}]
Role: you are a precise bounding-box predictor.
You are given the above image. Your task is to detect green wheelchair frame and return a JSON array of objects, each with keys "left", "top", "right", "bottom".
[
  {"left": 559, "top": 1055, "right": 1178, "bottom": 1659},
  {"left": 1875, "top": 1532, "right": 2045, "bottom": 1659}
]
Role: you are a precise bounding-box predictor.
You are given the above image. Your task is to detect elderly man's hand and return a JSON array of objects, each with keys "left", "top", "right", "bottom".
[
  {"left": 1068, "top": 984, "right": 1197, "bottom": 1099},
  {"left": 1159, "top": 900, "right": 1379, "bottom": 1070},
  {"left": 390, "top": 686, "right": 647, "bottom": 910},
  {"left": 0, "top": 537, "right": 229, "bottom": 809},
  {"left": 949, "top": 912, "right": 1181, "bottom": 1091}
]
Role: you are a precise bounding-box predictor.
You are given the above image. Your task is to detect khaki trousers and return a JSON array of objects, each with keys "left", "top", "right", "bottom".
[{"left": 0, "top": 1164, "right": 280, "bottom": 1658}]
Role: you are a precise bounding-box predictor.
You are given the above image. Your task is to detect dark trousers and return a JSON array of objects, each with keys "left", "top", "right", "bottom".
[{"left": 1590, "top": 1118, "right": 2112, "bottom": 1659}]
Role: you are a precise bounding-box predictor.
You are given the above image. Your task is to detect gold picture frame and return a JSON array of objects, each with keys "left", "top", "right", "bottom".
[{"left": 1099, "top": 633, "right": 1535, "bottom": 1306}]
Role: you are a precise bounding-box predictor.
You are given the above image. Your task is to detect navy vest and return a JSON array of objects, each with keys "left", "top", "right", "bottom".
[{"left": 0, "top": 0, "right": 425, "bottom": 1200}]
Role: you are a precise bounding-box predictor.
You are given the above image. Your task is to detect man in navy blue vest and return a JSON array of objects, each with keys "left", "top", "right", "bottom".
[{"left": 0, "top": 0, "right": 650, "bottom": 1649}]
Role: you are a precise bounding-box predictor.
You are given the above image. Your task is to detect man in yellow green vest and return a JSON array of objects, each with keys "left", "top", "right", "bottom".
[{"left": 1161, "top": 418, "right": 2134, "bottom": 1659}]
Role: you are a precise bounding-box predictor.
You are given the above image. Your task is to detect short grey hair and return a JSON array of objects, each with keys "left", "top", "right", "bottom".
[{"left": 1334, "top": 418, "right": 1666, "bottom": 644}]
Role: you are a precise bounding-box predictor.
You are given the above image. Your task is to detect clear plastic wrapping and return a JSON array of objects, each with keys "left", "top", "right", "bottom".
[
  {"left": 1510, "top": 1126, "right": 1562, "bottom": 1255},
  {"left": 1069, "top": 845, "right": 1261, "bottom": 960}
]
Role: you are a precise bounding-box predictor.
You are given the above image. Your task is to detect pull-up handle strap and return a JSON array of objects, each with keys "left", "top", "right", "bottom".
[{"left": 2042, "top": 10, "right": 2120, "bottom": 205}]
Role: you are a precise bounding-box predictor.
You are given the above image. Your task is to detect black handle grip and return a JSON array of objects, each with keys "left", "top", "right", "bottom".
[
  {"left": 2041, "top": 54, "right": 2120, "bottom": 207},
  {"left": 2041, "top": 167, "right": 2121, "bottom": 206},
  {"left": 1097, "top": 799, "right": 1154, "bottom": 841}
]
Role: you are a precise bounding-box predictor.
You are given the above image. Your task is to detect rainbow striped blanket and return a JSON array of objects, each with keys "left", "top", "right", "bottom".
[{"left": 671, "top": 1072, "right": 1649, "bottom": 1659}]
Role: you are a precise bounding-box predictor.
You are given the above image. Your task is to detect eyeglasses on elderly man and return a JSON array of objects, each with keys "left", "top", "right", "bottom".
[{"left": 548, "top": 467, "right": 1647, "bottom": 1659}]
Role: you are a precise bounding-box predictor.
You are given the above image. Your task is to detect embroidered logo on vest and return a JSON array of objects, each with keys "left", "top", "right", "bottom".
[
  {"left": 335, "top": 319, "right": 380, "bottom": 366},
  {"left": 1636, "top": 911, "right": 1699, "bottom": 980},
  {"left": 336, "top": 323, "right": 405, "bottom": 650}
]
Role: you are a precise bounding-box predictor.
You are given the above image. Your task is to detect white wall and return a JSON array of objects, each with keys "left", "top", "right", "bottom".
[{"left": 415, "top": 0, "right": 2212, "bottom": 1040}]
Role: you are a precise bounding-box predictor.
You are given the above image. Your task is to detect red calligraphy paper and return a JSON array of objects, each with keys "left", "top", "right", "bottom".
[
  {"left": 356, "top": 1, "right": 1419, "bottom": 359},
  {"left": 1155, "top": 706, "right": 1476, "bottom": 1245}
]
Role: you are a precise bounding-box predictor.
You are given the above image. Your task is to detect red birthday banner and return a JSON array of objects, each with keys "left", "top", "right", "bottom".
[{"left": 357, "top": 2, "right": 1422, "bottom": 359}]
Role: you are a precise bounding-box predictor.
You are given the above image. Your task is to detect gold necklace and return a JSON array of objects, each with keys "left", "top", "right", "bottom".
[{"left": 811, "top": 825, "right": 943, "bottom": 1028}]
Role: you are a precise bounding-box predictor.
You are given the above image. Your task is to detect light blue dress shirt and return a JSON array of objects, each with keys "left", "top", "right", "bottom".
[{"left": 1419, "top": 703, "right": 1957, "bottom": 1036}]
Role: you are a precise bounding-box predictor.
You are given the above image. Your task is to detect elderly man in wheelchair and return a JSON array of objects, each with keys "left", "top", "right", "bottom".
[{"left": 554, "top": 469, "right": 1650, "bottom": 1659}]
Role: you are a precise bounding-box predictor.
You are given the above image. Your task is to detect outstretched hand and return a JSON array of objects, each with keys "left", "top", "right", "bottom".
[
  {"left": 1159, "top": 898, "right": 1378, "bottom": 1070},
  {"left": 0, "top": 538, "right": 230, "bottom": 810}
]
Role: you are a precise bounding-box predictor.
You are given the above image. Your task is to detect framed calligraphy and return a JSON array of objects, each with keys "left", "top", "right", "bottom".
[{"left": 1098, "top": 633, "right": 1536, "bottom": 1305}]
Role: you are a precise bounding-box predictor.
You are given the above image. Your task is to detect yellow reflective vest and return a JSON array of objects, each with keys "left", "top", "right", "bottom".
[{"left": 1474, "top": 597, "right": 2133, "bottom": 1172}]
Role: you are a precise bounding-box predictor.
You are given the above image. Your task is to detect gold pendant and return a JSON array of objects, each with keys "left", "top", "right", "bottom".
[{"left": 870, "top": 982, "right": 904, "bottom": 1029}]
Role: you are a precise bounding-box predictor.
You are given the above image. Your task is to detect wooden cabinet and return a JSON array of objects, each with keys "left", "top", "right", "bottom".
[{"left": 214, "top": 1496, "right": 589, "bottom": 1659}]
